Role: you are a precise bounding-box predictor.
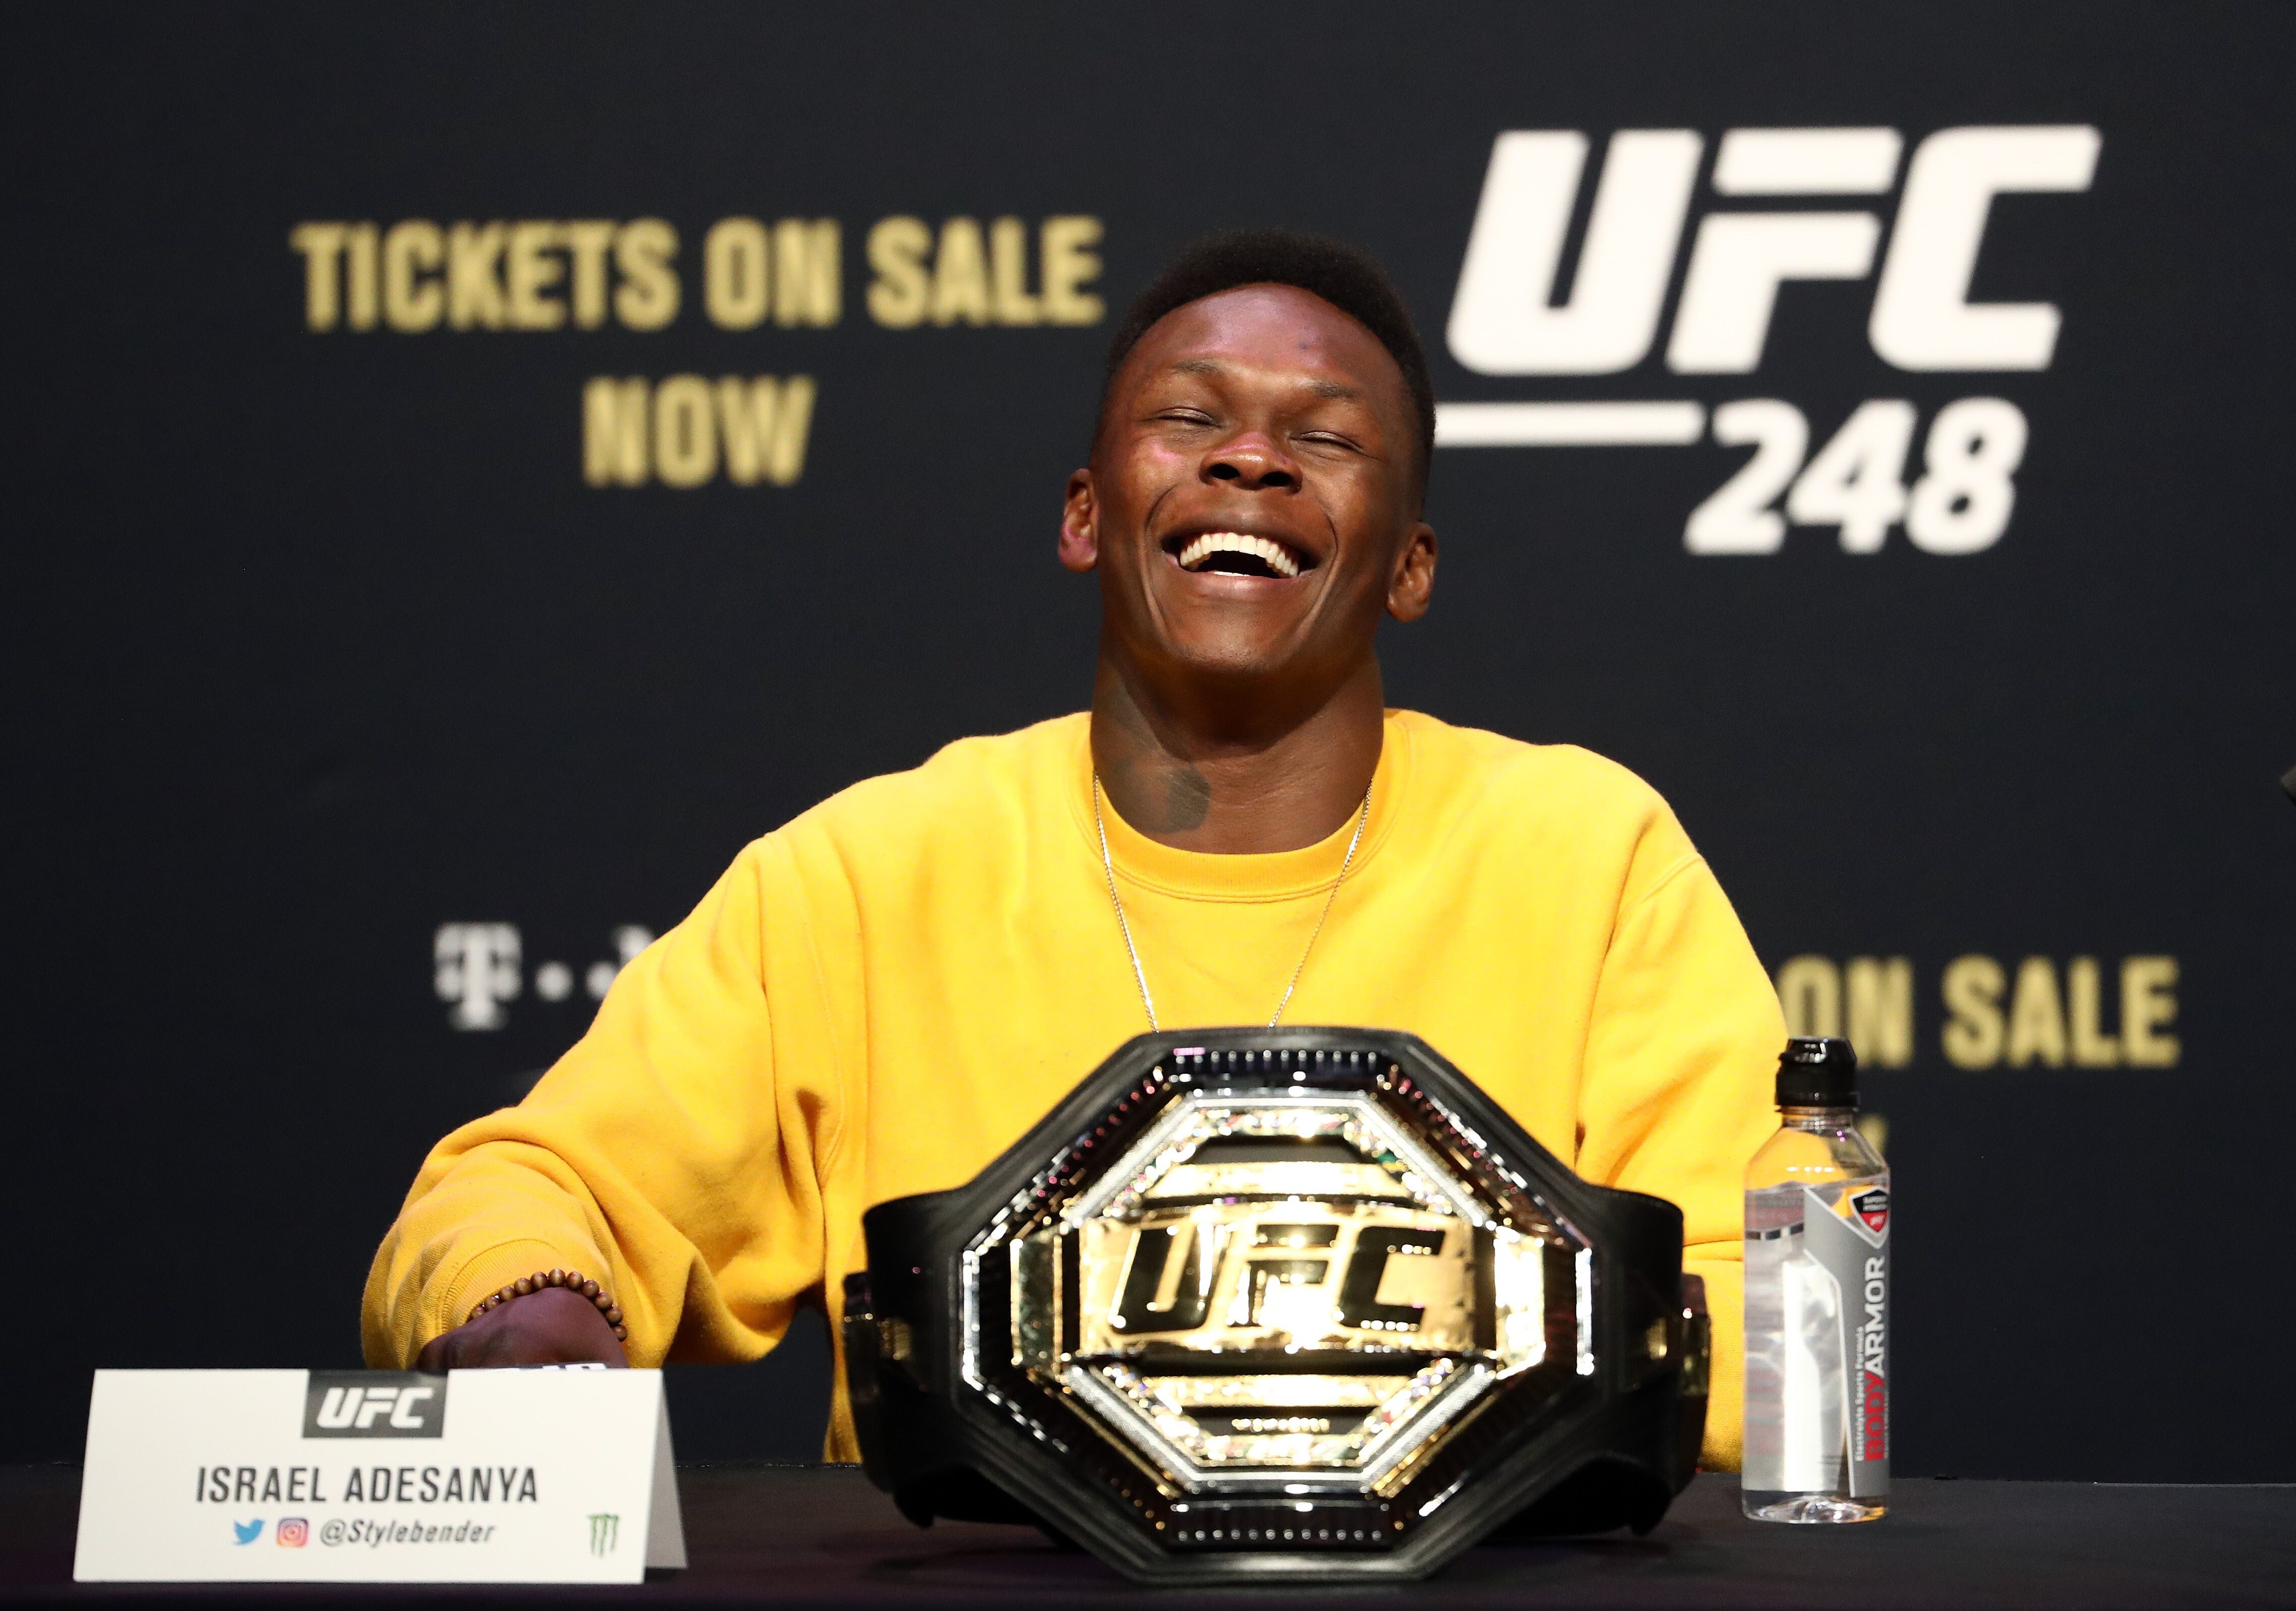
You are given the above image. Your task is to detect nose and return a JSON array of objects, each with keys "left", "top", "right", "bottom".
[{"left": 1203, "top": 431, "right": 1300, "bottom": 492}]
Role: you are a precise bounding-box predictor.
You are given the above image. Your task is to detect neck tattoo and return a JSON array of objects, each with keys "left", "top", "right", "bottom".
[{"left": 1092, "top": 774, "right": 1373, "bottom": 1033}]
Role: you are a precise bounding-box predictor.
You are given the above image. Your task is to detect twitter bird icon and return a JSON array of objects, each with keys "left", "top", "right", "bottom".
[{"left": 232, "top": 1520, "right": 264, "bottom": 1545}]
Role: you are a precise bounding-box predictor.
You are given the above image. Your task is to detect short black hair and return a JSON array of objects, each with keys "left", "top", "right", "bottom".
[{"left": 1101, "top": 229, "right": 1435, "bottom": 506}]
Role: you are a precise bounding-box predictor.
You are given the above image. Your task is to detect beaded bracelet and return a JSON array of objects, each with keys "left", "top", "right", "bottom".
[{"left": 467, "top": 1267, "right": 627, "bottom": 1342}]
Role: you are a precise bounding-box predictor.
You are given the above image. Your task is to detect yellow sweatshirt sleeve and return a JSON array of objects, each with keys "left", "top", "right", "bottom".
[
  {"left": 1570, "top": 830, "right": 1784, "bottom": 1473},
  {"left": 362, "top": 838, "right": 840, "bottom": 1369}
]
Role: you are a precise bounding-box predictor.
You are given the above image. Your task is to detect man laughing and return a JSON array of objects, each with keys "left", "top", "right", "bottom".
[{"left": 366, "top": 230, "right": 1783, "bottom": 1471}]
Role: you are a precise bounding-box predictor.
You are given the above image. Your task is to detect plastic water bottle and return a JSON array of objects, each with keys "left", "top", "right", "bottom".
[{"left": 1742, "top": 1037, "right": 1890, "bottom": 1523}]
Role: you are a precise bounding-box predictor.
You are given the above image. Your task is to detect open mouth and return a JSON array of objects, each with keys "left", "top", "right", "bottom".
[{"left": 1169, "top": 531, "right": 1311, "bottom": 580}]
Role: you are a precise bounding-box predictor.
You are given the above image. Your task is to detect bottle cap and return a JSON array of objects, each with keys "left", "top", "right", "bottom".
[{"left": 1776, "top": 1037, "right": 1858, "bottom": 1107}]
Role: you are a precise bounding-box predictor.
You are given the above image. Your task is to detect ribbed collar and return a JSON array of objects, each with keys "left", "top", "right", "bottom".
[{"left": 1064, "top": 712, "right": 1412, "bottom": 903}]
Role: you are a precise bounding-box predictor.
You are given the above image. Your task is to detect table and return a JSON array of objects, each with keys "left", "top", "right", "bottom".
[{"left": 4, "top": 1464, "right": 2291, "bottom": 1609}]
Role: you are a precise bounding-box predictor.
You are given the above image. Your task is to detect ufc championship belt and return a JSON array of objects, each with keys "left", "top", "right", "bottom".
[{"left": 842, "top": 1028, "right": 1709, "bottom": 1582}]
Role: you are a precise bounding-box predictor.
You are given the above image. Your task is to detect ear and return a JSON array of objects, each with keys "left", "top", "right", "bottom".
[
  {"left": 1385, "top": 521, "right": 1437, "bottom": 622},
  {"left": 1059, "top": 469, "right": 1100, "bottom": 572}
]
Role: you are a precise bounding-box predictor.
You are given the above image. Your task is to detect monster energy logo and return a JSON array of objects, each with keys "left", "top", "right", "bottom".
[{"left": 587, "top": 1513, "right": 619, "bottom": 1556}]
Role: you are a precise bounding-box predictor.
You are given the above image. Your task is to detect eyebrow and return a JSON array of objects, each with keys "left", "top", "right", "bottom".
[{"left": 1167, "top": 357, "right": 1362, "bottom": 401}]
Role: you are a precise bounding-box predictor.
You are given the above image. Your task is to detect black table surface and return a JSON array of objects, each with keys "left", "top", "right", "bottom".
[{"left": 5, "top": 1464, "right": 2292, "bottom": 1610}]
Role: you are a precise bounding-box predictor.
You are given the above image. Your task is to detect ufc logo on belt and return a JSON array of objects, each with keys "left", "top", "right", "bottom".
[{"left": 1085, "top": 1207, "right": 1471, "bottom": 1353}]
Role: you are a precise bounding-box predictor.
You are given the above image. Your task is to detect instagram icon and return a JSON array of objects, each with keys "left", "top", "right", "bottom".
[{"left": 276, "top": 1518, "right": 309, "bottom": 1548}]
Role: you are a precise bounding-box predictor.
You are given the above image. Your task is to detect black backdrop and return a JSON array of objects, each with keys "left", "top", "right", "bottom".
[{"left": 9, "top": 4, "right": 2294, "bottom": 1479}]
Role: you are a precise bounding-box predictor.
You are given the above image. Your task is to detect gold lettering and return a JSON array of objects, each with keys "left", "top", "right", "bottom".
[
  {"left": 990, "top": 216, "right": 1040, "bottom": 325},
  {"left": 448, "top": 222, "right": 506, "bottom": 330},
  {"left": 565, "top": 221, "right": 615, "bottom": 329},
  {"left": 288, "top": 222, "right": 347, "bottom": 331},
  {"left": 344, "top": 223, "right": 380, "bottom": 331},
  {"left": 705, "top": 218, "right": 770, "bottom": 330},
  {"left": 652, "top": 374, "right": 717, "bottom": 487},
  {"left": 2066, "top": 956, "right": 2120, "bottom": 1066},
  {"left": 866, "top": 215, "right": 931, "bottom": 327},
  {"left": 505, "top": 221, "right": 566, "bottom": 330},
  {"left": 774, "top": 218, "right": 839, "bottom": 327},
  {"left": 2005, "top": 956, "right": 2066, "bottom": 1067},
  {"left": 1941, "top": 954, "right": 2005, "bottom": 1069},
  {"left": 614, "top": 219, "right": 680, "bottom": 331},
  {"left": 1041, "top": 215, "right": 1105, "bottom": 325},
  {"left": 930, "top": 216, "right": 991, "bottom": 327},
  {"left": 2120, "top": 956, "right": 2180, "bottom": 1067},
  {"left": 1846, "top": 957, "right": 1913, "bottom": 1068},
  {"left": 716, "top": 376, "right": 816, "bottom": 487},
  {"left": 583, "top": 377, "right": 648, "bottom": 487},
  {"left": 382, "top": 221, "right": 444, "bottom": 332},
  {"left": 1774, "top": 955, "right": 1841, "bottom": 1039}
]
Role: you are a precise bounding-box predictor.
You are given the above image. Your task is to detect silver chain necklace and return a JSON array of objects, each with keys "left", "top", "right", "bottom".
[{"left": 1093, "top": 774, "right": 1372, "bottom": 1032}]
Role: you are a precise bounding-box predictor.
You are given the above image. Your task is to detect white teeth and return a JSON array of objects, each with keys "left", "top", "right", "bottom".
[{"left": 1177, "top": 531, "right": 1302, "bottom": 578}]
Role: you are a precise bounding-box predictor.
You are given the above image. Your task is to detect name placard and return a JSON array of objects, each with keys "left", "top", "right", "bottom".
[{"left": 74, "top": 1368, "right": 685, "bottom": 1584}]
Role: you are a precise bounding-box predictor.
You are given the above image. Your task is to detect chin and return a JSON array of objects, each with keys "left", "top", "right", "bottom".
[{"left": 1155, "top": 629, "right": 1301, "bottom": 685}]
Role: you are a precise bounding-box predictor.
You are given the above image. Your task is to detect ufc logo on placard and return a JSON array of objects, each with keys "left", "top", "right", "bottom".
[
  {"left": 302, "top": 1371, "right": 447, "bottom": 1438},
  {"left": 1437, "top": 126, "right": 2100, "bottom": 557}
]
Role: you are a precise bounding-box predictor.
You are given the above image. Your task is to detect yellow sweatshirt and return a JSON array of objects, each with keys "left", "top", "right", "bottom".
[{"left": 365, "top": 709, "right": 1783, "bottom": 1470}]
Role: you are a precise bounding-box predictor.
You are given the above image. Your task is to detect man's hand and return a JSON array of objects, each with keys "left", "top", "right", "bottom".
[{"left": 414, "top": 1288, "right": 630, "bottom": 1371}]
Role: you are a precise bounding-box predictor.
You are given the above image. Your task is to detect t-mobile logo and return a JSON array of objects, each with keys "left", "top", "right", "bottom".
[
  {"left": 433, "top": 922, "right": 655, "bottom": 1030},
  {"left": 435, "top": 922, "right": 521, "bottom": 1030}
]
